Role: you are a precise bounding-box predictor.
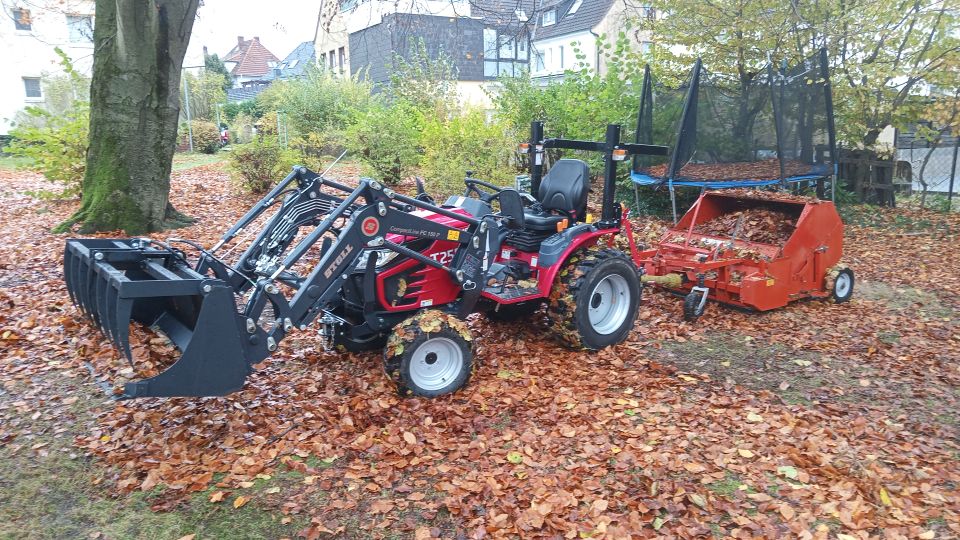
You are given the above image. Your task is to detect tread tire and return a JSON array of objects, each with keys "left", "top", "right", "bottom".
[
  {"left": 547, "top": 247, "right": 641, "bottom": 350},
  {"left": 383, "top": 310, "right": 474, "bottom": 397}
]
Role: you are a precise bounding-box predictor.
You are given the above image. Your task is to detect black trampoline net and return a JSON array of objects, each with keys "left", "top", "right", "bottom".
[
  {"left": 632, "top": 65, "right": 687, "bottom": 175},
  {"left": 777, "top": 51, "right": 835, "bottom": 177},
  {"left": 632, "top": 50, "right": 836, "bottom": 185}
]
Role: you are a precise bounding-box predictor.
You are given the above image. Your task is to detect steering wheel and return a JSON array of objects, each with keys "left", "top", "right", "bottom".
[{"left": 463, "top": 178, "right": 504, "bottom": 203}]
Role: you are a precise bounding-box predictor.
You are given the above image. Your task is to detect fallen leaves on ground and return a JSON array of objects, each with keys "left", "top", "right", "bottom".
[{"left": 0, "top": 162, "right": 957, "bottom": 538}]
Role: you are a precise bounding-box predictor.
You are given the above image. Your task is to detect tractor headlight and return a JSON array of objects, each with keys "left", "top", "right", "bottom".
[{"left": 355, "top": 249, "right": 399, "bottom": 270}]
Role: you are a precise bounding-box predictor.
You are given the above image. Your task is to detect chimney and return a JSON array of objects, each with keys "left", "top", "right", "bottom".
[
  {"left": 253, "top": 36, "right": 260, "bottom": 42},
  {"left": 237, "top": 36, "right": 244, "bottom": 46}
]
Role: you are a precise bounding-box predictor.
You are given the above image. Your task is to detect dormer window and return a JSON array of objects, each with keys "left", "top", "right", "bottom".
[{"left": 543, "top": 8, "right": 556, "bottom": 26}]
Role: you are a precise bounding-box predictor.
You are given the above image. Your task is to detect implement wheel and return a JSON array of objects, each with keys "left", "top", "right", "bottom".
[
  {"left": 547, "top": 248, "right": 641, "bottom": 350},
  {"left": 827, "top": 266, "right": 855, "bottom": 303},
  {"left": 683, "top": 291, "right": 707, "bottom": 322},
  {"left": 383, "top": 310, "right": 474, "bottom": 397}
]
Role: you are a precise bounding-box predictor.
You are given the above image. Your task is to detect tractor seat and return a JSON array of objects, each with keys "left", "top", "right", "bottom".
[{"left": 523, "top": 159, "right": 590, "bottom": 232}]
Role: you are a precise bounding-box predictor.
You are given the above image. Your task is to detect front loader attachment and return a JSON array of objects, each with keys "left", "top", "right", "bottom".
[{"left": 64, "top": 238, "right": 252, "bottom": 399}]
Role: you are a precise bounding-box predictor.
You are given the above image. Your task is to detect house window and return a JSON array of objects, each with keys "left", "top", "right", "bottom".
[
  {"left": 12, "top": 8, "right": 31, "bottom": 30},
  {"left": 641, "top": 41, "right": 653, "bottom": 55},
  {"left": 499, "top": 37, "right": 514, "bottom": 60},
  {"left": 67, "top": 15, "right": 93, "bottom": 43},
  {"left": 569, "top": 0, "right": 583, "bottom": 14},
  {"left": 338, "top": 47, "right": 345, "bottom": 73},
  {"left": 517, "top": 37, "right": 528, "bottom": 60},
  {"left": 543, "top": 9, "right": 556, "bottom": 26},
  {"left": 329, "top": 50, "right": 335, "bottom": 69},
  {"left": 483, "top": 28, "right": 497, "bottom": 57},
  {"left": 484, "top": 60, "right": 498, "bottom": 78},
  {"left": 534, "top": 52, "right": 544, "bottom": 72},
  {"left": 23, "top": 77, "right": 41, "bottom": 99},
  {"left": 558, "top": 46, "right": 564, "bottom": 69},
  {"left": 641, "top": 5, "right": 656, "bottom": 19}
]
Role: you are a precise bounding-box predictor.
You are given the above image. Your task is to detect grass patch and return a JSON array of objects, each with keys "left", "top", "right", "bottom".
[
  {"left": 172, "top": 152, "right": 227, "bottom": 171},
  {"left": 0, "top": 155, "right": 34, "bottom": 170},
  {"left": 0, "top": 444, "right": 308, "bottom": 540},
  {"left": 857, "top": 281, "right": 954, "bottom": 318},
  {"left": 707, "top": 473, "right": 745, "bottom": 498}
]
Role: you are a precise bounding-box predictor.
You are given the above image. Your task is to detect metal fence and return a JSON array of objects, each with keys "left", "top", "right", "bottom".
[{"left": 895, "top": 137, "right": 959, "bottom": 204}]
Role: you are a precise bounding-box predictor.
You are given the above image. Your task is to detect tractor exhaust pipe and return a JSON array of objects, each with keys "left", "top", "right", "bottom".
[{"left": 64, "top": 238, "right": 253, "bottom": 399}]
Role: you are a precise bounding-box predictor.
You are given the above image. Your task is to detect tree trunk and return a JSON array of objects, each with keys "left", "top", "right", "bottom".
[{"left": 57, "top": 0, "right": 200, "bottom": 234}]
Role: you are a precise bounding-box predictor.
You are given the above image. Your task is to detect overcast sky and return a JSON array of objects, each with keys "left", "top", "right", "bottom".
[{"left": 184, "top": 0, "right": 321, "bottom": 67}]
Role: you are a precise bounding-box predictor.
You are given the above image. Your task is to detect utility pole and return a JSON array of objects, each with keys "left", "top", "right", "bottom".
[{"left": 183, "top": 72, "right": 194, "bottom": 152}]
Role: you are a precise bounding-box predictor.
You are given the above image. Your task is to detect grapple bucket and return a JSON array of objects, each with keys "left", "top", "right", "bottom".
[{"left": 64, "top": 238, "right": 252, "bottom": 399}]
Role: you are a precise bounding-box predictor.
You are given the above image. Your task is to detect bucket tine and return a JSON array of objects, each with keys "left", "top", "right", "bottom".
[
  {"left": 75, "top": 254, "right": 90, "bottom": 315},
  {"left": 64, "top": 245, "right": 78, "bottom": 305},
  {"left": 94, "top": 269, "right": 109, "bottom": 337},
  {"left": 113, "top": 290, "right": 134, "bottom": 362},
  {"left": 80, "top": 255, "right": 97, "bottom": 317}
]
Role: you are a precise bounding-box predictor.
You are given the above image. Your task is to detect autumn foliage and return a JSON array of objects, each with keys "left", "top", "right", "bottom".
[{"left": 0, "top": 163, "right": 957, "bottom": 538}]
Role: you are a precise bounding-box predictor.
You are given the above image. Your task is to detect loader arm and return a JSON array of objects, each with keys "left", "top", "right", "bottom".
[{"left": 65, "top": 172, "right": 503, "bottom": 399}]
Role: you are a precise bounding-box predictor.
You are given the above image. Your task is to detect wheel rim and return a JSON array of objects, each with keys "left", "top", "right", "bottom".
[
  {"left": 409, "top": 337, "right": 463, "bottom": 391},
  {"left": 835, "top": 272, "right": 852, "bottom": 298},
  {"left": 587, "top": 274, "right": 631, "bottom": 335}
]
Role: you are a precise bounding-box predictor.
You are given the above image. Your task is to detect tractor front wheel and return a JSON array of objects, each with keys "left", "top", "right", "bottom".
[
  {"left": 383, "top": 310, "right": 474, "bottom": 397},
  {"left": 547, "top": 248, "right": 641, "bottom": 350}
]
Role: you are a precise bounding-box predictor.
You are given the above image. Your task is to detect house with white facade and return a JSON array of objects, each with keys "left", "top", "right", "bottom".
[
  {"left": 0, "top": 0, "right": 95, "bottom": 136},
  {"left": 530, "top": 0, "right": 654, "bottom": 83},
  {"left": 316, "top": 0, "right": 535, "bottom": 108}
]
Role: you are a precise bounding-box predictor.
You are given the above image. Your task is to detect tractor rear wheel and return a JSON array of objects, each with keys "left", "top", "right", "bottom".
[
  {"left": 383, "top": 310, "right": 474, "bottom": 397},
  {"left": 547, "top": 248, "right": 641, "bottom": 350}
]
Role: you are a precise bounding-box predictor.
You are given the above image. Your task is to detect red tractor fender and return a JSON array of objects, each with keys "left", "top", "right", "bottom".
[{"left": 535, "top": 227, "right": 619, "bottom": 297}]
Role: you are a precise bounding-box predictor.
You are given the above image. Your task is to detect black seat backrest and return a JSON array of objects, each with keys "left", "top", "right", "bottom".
[{"left": 538, "top": 159, "right": 589, "bottom": 219}]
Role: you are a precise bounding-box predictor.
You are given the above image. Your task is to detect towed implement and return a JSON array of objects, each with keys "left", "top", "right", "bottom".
[
  {"left": 64, "top": 122, "right": 668, "bottom": 399},
  {"left": 633, "top": 191, "right": 853, "bottom": 321}
]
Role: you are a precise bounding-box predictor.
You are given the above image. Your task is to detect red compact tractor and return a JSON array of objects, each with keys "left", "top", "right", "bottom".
[
  {"left": 63, "top": 123, "right": 668, "bottom": 399},
  {"left": 632, "top": 191, "right": 854, "bottom": 321}
]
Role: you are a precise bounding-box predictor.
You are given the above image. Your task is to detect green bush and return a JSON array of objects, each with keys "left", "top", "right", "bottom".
[
  {"left": 188, "top": 120, "right": 221, "bottom": 154},
  {"left": 228, "top": 138, "right": 298, "bottom": 194},
  {"left": 3, "top": 102, "right": 89, "bottom": 197},
  {"left": 420, "top": 110, "right": 518, "bottom": 198},
  {"left": 256, "top": 67, "right": 373, "bottom": 137},
  {"left": 222, "top": 100, "right": 264, "bottom": 123},
  {"left": 292, "top": 132, "right": 346, "bottom": 171},
  {"left": 345, "top": 100, "right": 423, "bottom": 185}
]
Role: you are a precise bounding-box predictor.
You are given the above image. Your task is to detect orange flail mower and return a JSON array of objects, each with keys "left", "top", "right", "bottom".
[{"left": 630, "top": 191, "right": 854, "bottom": 321}]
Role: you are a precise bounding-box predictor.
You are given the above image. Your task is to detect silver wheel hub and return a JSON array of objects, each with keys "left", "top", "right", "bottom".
[
  {"left": 409, "top": 337, "right": 463, "bottom": 391},
  {"left": 588, "top": 274, "right": 631, "bottom": 335},
  {"left": 835, "top": 272, "right": 851, "bottom": 298}
]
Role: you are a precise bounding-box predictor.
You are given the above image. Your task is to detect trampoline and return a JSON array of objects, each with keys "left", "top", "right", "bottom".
[{"left": 630, "top": 49, "right": 838, "bottom": 220}]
